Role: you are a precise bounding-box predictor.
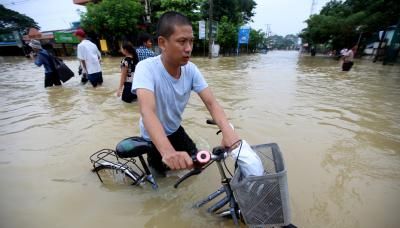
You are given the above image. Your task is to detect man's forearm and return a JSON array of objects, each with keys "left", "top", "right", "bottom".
[
  {"left": 206, "top": 100, "right": 234, "bottom": 135},
  {"left": 80, "top": 60, "right": 87, "bottom": 73},
  {"left": 200, "top": 88, "right": 240, "bottom": 147},
  {"left": 142, "top": 109, "right": 175, "bottom": 156}
]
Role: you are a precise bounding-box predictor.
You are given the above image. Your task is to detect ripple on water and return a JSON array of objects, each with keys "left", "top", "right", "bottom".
[{"left": 0, "top": 53, "right": 400, "bottom": 228}]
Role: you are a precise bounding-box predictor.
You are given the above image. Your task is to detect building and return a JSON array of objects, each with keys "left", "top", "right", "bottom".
[
  {"left": 0, "top": 31, "right": 25, "bottom": 56},
  {"left": 22, "top": 28, "right": 80, "bottom": 57}
]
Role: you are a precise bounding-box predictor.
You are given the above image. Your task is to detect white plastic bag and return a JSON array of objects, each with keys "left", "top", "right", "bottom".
[{"left": 231, "top": 140, "right": 264, "bottom": 177}]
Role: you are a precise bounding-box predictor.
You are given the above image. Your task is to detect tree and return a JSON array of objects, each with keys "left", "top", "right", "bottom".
[
  {"left": 201, "top": 0, "right": 256, "bottom": 24},
  {"left": 0, "top": 4, "right": 39, "bottom": 34},
  {"left": 249, "top": 29, "right": 267, "bottom": 52},
  {"left": 149, "top": 0, "right": 204, "bottom": 38},
  {"left": 203, "top": 0, "right": 257, "bottom": 54},
  {"left": 300, "top": 0, "right": 400, "bottom": 50},
  {"left": 267, "top": 35, "right": 298, "bottom": 50},
  {"left": 151, "top": 0, "right": 203, "bottom": 23},
  {"left": 80, "top": 0, "right": 143, "bottom": 37},
  {"left": 217, "top": 16, "right": 238, "bottom": 54}
]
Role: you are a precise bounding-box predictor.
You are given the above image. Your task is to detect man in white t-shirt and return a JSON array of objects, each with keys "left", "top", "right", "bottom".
[
  {"left": 342, "top": 45, "right": 356, "bottom": 71},
  {"left": 132, "top": 12, "right": 240, "bottom": 175},
  {"left": 75, "top": 29, "right": 103, "bottom": 87}
]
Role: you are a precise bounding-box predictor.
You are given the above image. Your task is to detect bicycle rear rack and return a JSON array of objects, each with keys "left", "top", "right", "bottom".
[{"left": 90, "top": 149, "right": 157, "bottom": 188}]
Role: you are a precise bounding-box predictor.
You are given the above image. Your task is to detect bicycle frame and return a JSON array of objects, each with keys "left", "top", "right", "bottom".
[
  {"left": 195, "top": 156, "right": 240, "bottom": 225},
  {"left": 174, "top": 146, "right": 241, "bottom": 226},
  {"left": 90, "top": 119, "right": 296, "bottom": 227}
]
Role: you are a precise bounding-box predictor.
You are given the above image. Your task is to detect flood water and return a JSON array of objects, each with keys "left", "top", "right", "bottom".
[{"left": 0, "top": 51, "right": 399, "bottom": 228}]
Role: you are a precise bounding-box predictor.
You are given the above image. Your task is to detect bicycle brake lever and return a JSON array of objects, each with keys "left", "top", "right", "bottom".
[{"left": 173, "top": 168, "right": 202, "bottom": 188}]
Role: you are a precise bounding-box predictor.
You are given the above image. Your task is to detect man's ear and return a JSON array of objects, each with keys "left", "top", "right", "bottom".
[{"left": 158, "top": 36, "right": 167, "bottom": 52}]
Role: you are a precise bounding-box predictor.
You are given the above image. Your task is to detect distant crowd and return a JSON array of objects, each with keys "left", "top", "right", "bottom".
[{"left": 28, "top": 29, "right": 156, "bottom": 103}]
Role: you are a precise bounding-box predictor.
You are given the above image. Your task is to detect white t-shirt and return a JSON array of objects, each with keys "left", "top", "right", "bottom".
[
  {"left": 132, "top": 55, "right": 208, "bottom": 140},
  {"left": 77, "top": 39, "right": 102, "bottom": 74},
  {"left": 344, "top": 50, "right": 354, "bottom": 62}
]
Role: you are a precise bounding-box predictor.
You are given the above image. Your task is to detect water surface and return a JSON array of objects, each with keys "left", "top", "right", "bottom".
[{"left": 0, "top": 51, "right": 399, "bottom": 228}]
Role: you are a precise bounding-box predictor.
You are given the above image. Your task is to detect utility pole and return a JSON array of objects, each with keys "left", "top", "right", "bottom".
[
  {"left": 310, "top": 0, "right": 317, "bottom": 15},
  {"left": 208, "top": 0, "right": 213, "bottom": 59},
  {"left": 144, "top": 0, "right": 151, "bottom": 23}
]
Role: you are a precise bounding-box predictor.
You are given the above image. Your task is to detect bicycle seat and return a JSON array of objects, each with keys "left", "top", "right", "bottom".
[{"left": 115, "top": 137, "right": 152, "bottom": 158}]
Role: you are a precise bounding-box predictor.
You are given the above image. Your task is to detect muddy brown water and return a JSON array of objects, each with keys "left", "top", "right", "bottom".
[{"left": 0, "top": 51, "right": 399, "bottom": 228}]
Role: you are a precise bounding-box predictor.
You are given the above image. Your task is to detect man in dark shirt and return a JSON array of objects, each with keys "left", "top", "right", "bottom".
[{"left": 29, "top": 39, "right": 61, "bottom": 88}]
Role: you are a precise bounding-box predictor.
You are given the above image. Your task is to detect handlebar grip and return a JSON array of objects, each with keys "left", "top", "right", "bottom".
[
  {"left": 206, "top": 119, "right": 217, "bottom": 125},
  {"left": 196, "top": 150, "right": 211, "bottom": 163},
  {"left": 174, "top": 151, "right": 211, "bottom": 188}
]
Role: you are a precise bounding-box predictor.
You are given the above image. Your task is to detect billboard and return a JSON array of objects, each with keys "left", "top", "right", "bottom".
[
  {"left": 199, "top": 20, "right": 206, "bottom": 39},
  {"left": 54, "top": 32, "right": 79, "bottom": 44},
  {"left": 238, "top": 26, "right": 250, "bottom": 44}
]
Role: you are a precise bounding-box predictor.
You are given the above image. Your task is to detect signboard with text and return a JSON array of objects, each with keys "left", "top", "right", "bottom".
[
  {"left": 238, "top": 26, "right": 250, "bottom": 44},
  {"left": 199, "top": 20, "right": 206, "bottom": 39},
  {"left": 54, "top": 32, "right": 79, "bottom": 44}
]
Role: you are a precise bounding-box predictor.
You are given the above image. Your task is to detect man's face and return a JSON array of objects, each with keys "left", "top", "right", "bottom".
[
  {"left": 145, "top": 40, "right": 152, "bottom": 49},
  {"left": 160, "top": 25, "right": 194, "bottom": 66},
  {"left": 76, "top": 35, "right": 84, "bottom": 41}
]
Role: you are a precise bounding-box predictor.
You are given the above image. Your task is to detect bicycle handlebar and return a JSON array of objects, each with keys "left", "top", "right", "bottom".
[
  {"left": 174, "top": 148, "right": 228, "bottom": 188},
  {"left": 173, "top": 120, "right": 231, "bottom": 188}
]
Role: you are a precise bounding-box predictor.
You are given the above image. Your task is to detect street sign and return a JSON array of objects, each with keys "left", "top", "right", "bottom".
[
  {"left": 100, "top": 39, "right": 108, "bottom": 52},
  {"left": 54, "top": 32, "right": 79, "bottom": 44},
  {"left": 199, "top": 20, "right": 206, "bottom": 39},
  {"left": 205, "top": 20, "right": 218, "bottom": 40},
  {"left": 238, "top": 26, "right": 250, "bottom": 44}
]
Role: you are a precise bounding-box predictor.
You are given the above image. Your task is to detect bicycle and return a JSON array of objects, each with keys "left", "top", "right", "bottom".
[{"left": 90, "top": 120, "right": 296, "bottom": 227}]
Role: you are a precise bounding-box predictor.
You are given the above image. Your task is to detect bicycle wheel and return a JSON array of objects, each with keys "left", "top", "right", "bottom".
[{"left": 92, "top": 163, "right": 142, "bottom": 185}]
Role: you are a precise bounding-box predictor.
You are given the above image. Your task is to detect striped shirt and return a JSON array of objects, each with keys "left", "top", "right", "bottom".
[{"left": 136, "top": 46, "right": 155, "bottom": 61}]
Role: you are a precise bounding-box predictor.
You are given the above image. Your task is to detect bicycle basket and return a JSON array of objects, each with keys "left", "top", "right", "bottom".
[{"left": 230, "top": 143, "right": 291, "bottom": 227}]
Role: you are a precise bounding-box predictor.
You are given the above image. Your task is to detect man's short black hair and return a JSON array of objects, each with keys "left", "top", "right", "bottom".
[{"left": 157, "top": 11, "right": 192, "bottom": 38}]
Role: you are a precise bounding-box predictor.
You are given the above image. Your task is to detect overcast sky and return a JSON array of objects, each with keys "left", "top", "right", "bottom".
[
  {"left": 2, "top": 0, "right": 330, "bottom": 36},
  {"left": 250, "top": 0, "right": 330, "bottom": 36}
]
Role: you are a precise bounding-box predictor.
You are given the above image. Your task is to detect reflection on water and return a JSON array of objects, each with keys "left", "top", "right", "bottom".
[{"left": 0, "top": 52, "right": 399, "bottom": 228}]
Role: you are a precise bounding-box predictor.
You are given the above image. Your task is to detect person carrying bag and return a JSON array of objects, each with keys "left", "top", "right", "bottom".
[{"left": 51, "top": 56, "right": 74, "bottom": 83}]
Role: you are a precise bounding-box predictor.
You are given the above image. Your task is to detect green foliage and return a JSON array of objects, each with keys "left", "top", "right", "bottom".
[
  {"left": 201, "top": 0, "right": 256, "bottom": 24},
  {"left": 150, "top": 0, "right": 204, "bottom": 38},
  {"left": 249, "top": 29, "right": 267, "bottom": 51},
  {"left": 217, "top": 16, "right": 238, "bottom": 52},
  {"left": 0, "top": 4, "right": 39, "bottom": 34},
  {"left": 300, "top": 0, "right": 400, "bottom": 50},
  {"left": 267, "top": 34, "right": 298, "bottom": 50},
  {"left": 152, "top": 0, "right": 203, "bottom": 22},
  {"left": 80, "top": 0, "right": 143, "bottom": 37},
  {"left": 78, "top": 0, "right": 258, "bottom": 54},
  {"left": 150, "top": 0, "right": 257, "bottom": 52},
  {"left": 206, "top": 0, "right": 257, "bottom": 52}
]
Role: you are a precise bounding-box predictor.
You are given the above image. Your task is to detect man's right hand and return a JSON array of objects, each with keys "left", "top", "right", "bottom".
[
  {"left": 162, "top": 151, "right": 193, "bottom": 170},
  {"left": 29, "top": 52, "right": 36, "bottom": 59}
]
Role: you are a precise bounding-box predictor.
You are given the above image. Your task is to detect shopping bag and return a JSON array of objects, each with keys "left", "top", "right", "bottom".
[{"left": 53, "top": 57, "right": 74, "bottom": 82}]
